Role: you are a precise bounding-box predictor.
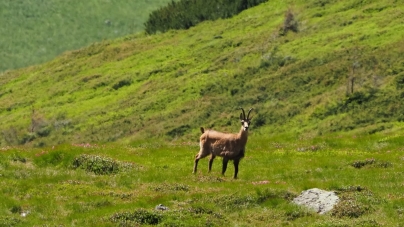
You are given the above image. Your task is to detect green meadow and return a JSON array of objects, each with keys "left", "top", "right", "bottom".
[
  {"left": 1, "top": 0, "right": 404, "bottom": 225},
  {"left": 0, "top": 0, "right": 173, "bottom": 72},
  {"left": 1, "top": 133, "right": 404, "bottom": 226}
]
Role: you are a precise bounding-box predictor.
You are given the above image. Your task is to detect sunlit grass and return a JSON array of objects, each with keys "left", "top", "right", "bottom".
[
  {"left": 1, "top": 1, "right": 404, "bottom": 224},
  {"left": 1, "top": 132, "right": 404, "bottom": 225}
]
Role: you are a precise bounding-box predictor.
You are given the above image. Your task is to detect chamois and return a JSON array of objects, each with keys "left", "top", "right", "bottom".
[{"left": 193, "top": 108, "right": 253, "bottom": 179}]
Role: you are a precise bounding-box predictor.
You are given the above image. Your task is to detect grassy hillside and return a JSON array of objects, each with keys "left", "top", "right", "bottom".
[
  {"left": 2, "top": 1, "right": 404, "bottom": 226},
  {"left": 0, "top": 0, "right": 173, "bottom": 72},
  {"left": 1, "top": 0, "right": 404, "bottom": 148}
]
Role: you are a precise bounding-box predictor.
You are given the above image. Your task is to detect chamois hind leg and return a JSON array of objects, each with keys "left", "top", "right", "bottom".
[
  {"left": 208, "top": 155, "right": 216, "bottom": 172},
  {"left": 222, "top": 158, "right": 229, "bottom": 176},
  {"left": 233, "top": 158, "right": 240, "bottom": 179}
]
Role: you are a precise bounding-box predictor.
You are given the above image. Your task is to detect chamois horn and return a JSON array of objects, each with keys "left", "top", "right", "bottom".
[
  {"left": 239, "top": 107, "right": 246, "bottom": 120},
  {"left": 247, "top": 108, "right": 253, "bottom": 120}
]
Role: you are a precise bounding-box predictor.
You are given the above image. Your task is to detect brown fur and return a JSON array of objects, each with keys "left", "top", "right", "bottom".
[
  {"left": 193, "top": 108, "right": 252, "bottom": 179},
  {"left": 199, "top": 127, "right": 247, "bottom": 158}
]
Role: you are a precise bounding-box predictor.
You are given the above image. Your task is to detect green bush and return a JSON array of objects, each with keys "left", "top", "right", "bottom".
[
  {"left": 151, "top": 183, "right": 190, "bottom": 192},
  {"left": 351, "top": 158, "right": 375, "bottom": 169},
  {"left": 331, "top": 200, "right": 370, "bottom": 218},
  {"left": 395, "top": 73, "right": 404, "bottom": 89},
  {"left": 166, "top": 125, "right": 190, "bottom": 138},
  {"left": 34, "top": 151, "right": 65, "bottom": 167},
  {"left": 9, "top": 153, "right": 27, "bottom": 163},
  {"left": 110, "top": 209, "right": 162, "bottom": 225},
  {"left": 208, "top": 189, "right": 294, "bottom": 210},
  {"left": 9, "top": 205, "right": 22, "bottom": 214},
  {"left": 0, "top": 216, "right": 21, "bottom": 227},
  {"left": 145, "top": 0, "right": 268, "bottom": 34},
  {"left": 351, "top": 158, "right": 392, "bottom": 169},
  {"left": 331, "top": 186, "right": 376, "bottom": 219},
  {"left": 36, "top": 126, "right": 52, "bottom": 137},
  {"left": 280, "top": 8, "right": 299, "bottom": 36},
  {"left": 112, "top": 79, "right": 132, "bottom": 90},
  {"left": 72, "top": 154, "right": 135, "bottom": 175},
  {"left": 19, "top": 133, "right": 36, "bottom": 145}
]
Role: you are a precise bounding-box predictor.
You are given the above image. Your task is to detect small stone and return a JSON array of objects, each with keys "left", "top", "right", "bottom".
[
  {"left": 155, "top": 204, "right": 169, "bottom": 211},
  {"left": 20, "top": 211, "right": 30, "bottom": 217}
]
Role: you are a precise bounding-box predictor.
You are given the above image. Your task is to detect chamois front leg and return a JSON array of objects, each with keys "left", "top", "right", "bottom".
[
  {"left": 233, "top": 158, "right": 240, "bottom": 179},
  {"left": 208, "top": 155, "right": 216, "bottom": 172},
  {"left": 193, "top": 149, "right": 210, "bottom": 174},
  {"left": 222, "top": 158, "right": 229, "bottom": 175},
  {"left": 193, "top": 154, "right": 199, "bottom": 174}
]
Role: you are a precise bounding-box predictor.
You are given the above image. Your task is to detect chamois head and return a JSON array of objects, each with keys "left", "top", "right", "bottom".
[{"left": 239, "top": 108, "right": 253, "bottom": 131}]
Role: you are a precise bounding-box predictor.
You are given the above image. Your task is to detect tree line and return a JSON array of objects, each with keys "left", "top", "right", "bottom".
[{"left": 144, "top": 0, "right": 268, "bottom": 34}]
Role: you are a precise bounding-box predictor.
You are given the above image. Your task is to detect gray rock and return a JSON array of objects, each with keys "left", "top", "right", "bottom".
[
  {"left": 155, "top": 204, "right": 169, "bottom": 211},
  {"left": 292, "top": 188, "right": 339, "bottom": 214}
]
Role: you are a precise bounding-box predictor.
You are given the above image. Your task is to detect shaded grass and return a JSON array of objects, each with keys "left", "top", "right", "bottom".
[{"left": 0, "top": 0, "right": 174, "bottom": 72}]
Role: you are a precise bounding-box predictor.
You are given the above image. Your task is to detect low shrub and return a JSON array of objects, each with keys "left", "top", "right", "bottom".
[
  {"left": 331, "top": 185, "right": 375, "bottom": 218},
  {"left": 166, "top": 125, "right": 190, "bottom": 138},
  {"left": 331, "top": 200, "right": 370, "bottom": 218},
  {"left": 0, "top": 216, "right": 21, "bottom": 226},
  {"left": 34, "top": 151, "right": 65, "bottom": 167},
  {"left": 72, "top": 154, "right": 135, "bottom": 175},
  {"left": 9, "top": 153, "right": 27, "bottom": 163},
  {"left": 151, "top": 183, "right": 190, "bottom": 192},
  {"left": 351, "top": 158, "right": 392, "bottom": 169},
  {"left": 285, "top": 208, "right": 312, "bottom": 221},
  {"left": 280, "top": 8, "right": 299, "bottom": 35},
  {"left": 19, "top": 133, "right": 36, "bottom": 144},
  {"left": 351, "top": 158, "right": 375, "bottom": 168},
  {"left": 110, "top": 209, "right": 162, "bottom": 225},
  {"left": 209, "top": 189, "right": 295, "bottom": 210},
  {"left": 9, "top": 205, "right": 22, "bottom": 214},
  {"left": 112, "top": 79, "right": 132, "bottom": 90},
  {"left": 36, "top": 126, "right": 52, "bottom": 137}
]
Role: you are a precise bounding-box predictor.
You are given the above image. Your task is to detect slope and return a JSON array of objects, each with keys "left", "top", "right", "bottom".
[
  {"left": 0, "top": 0, "right": 173, "bottom": 72},
  {"left": 1, "top": 0, "right": 404, "bottom": 147}
]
